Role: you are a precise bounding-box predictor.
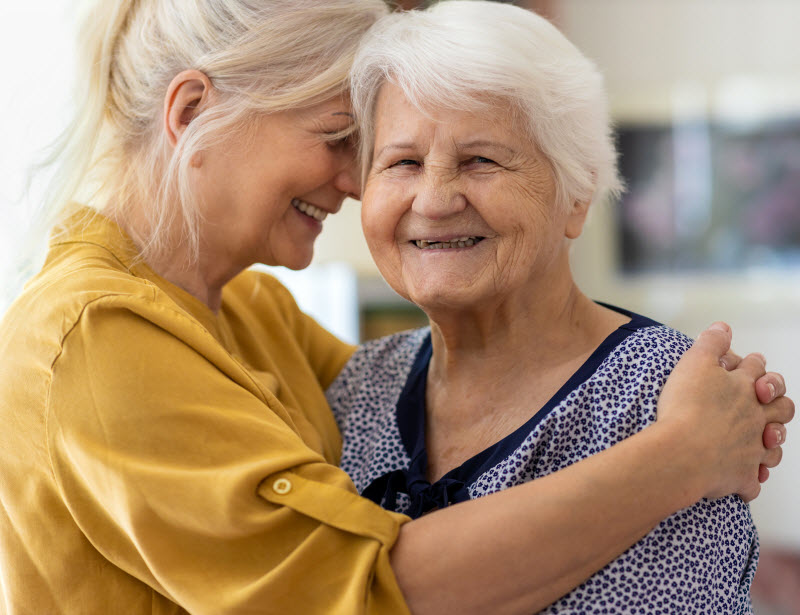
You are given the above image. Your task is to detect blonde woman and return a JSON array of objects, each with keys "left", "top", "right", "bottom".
[{"left": 0, "top": 1, "right": 791, "bottom": 614}]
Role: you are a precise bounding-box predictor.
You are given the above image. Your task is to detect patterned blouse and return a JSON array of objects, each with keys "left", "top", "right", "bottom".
[{"left": 327, "top": 307, "right": 758, "bottom": 614}]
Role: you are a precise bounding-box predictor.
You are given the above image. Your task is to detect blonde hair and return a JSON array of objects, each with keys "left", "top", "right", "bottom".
[
  {"left": 350, "top": 0, "right": 623, "bottom": 212},
  {"left": 34, "top": 0, "right": 389, "bottom": 264}
]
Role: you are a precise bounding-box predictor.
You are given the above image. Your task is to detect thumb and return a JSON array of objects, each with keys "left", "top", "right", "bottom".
[{"left": 689, "top": 322, "right": 733, "bottom": 364}]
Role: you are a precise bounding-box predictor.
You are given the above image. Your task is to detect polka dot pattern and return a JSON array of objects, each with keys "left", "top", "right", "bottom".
[{"left": 327, "top": 323, "right": 758, "bottom": 613}]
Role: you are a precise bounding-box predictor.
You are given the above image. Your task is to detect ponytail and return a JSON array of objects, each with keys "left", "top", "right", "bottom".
[{"left": 25, "top": 0, "right": 139, "bottom": 267}]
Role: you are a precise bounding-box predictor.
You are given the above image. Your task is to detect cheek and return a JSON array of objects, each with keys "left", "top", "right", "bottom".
[
  {"left": 360, "top": 193, "right": 381, "bottom": 249},
  {"left": 361, "top": 184, "right": 401, "bottom": 245},
  {"left": 361, "top": 186, "right": 408, "bottom": 279}
]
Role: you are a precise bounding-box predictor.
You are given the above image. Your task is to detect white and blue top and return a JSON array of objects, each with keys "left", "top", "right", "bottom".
[{"left": 327, "top": 307, "right": 758, "bottom": 614}]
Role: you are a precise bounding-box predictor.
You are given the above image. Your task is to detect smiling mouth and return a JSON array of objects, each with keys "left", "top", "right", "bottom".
[
  {"left": 292, "top": 198, "right": 328, "bottom": 221},
  {"left": 413, "top": 236, "right": 485, "bottom": 250}
]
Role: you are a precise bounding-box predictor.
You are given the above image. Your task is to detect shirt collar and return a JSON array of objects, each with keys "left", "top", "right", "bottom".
[
  {"left": 49, "top": 204, "right": 224, "bottom": 339},
  {"left": 50, "top": 204, "right": 142, "bottom": 273}
]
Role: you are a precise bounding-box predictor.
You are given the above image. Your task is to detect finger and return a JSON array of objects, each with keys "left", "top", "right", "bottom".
[
  {"left": 755, "top": 372, "right": 786, "bottom": 404},
  {"left": 719, "top": 350, "right": 742, "bottom": 371},
  {"left": 761, "top": 446, "right": 783, "bottom": 469},
  {"left": 691, "top": 322, "right": 733, "bottom": 364},
  {"left": 763, "top": 423, "right": 787, "bottom": 449},
  {"left": 733, "top": 352, "right": 768, "bottom": 381},
  {"left": 759, "top": 465, "right": 770, "bottom": 484},
  {"left": 763, "top": 395, "right": 796, "bottom": 426}
]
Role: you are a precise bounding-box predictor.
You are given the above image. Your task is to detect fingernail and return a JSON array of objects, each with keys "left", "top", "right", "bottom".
[
  {"left": 775, "top": 429, "right": 783, "bottom": 445},
  {"left": 719, "top": 358, "right": 728, "bottom": 369},
  {"left": 710, "top": 322, "right": 729, "bottom": 332},
  {"left": 768, "top": 382, "right": 776, "bottom": 399}
]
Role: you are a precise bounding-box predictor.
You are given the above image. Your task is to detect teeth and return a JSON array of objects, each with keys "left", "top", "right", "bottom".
[
  {"left": 414, "top": 236, "right": 482, "bottom": 250},
  {"left": 291, "top": 198, "right": 328, "bottom": 221}
]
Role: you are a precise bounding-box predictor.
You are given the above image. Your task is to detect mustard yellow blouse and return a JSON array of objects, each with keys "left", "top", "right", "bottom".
[{"left": 0, "top": 208, "right": 410, "bottom": 614}]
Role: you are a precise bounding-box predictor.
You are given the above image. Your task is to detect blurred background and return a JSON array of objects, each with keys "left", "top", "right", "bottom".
[{"left": 1, "top": 1, "right": 798, "bottom": 611}]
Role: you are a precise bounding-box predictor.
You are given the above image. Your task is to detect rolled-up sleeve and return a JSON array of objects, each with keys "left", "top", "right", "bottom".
[{"left": 46, "top": 295, "right": 410, "bottom": 615}]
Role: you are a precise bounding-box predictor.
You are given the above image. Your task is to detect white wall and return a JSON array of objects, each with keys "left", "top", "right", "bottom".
[
  {"left": 0, "top": 3, "right": 75, "bottom": 308},
  {"left": 559, "top": 0, "right": 800, "bottom": 547},
  {"left": 559, "top": 0, "right": 800, "bottom": 122}
]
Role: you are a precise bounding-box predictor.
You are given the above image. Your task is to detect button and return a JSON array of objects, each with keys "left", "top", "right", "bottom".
[{"left": 272, "top": 478, "right": 292, "bottom": 495}]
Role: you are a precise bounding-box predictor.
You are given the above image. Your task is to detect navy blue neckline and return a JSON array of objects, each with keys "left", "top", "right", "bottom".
[{"left": 362, "top": 304, "right": 661, "bottom": 518}]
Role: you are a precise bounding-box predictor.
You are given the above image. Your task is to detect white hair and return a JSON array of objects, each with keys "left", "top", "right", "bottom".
[
  {"left": 30, "top": 0, "right": 389, "bottom": 265},
  {"left": 350, "top": 0, "right": 623, "bottom": 212}
]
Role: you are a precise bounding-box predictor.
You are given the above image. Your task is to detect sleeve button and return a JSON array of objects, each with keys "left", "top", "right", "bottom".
[{"left": 272, "top": 478, "right": 292, "bottom": 495}]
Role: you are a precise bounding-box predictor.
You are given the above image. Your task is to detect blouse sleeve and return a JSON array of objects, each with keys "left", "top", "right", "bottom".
[{"left": 46, "top": 294, "right": 410, "bottom": 615}]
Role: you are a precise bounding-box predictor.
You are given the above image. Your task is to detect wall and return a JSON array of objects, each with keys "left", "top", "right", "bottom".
[
  {"left": 0, "top": 3, "right": 75, "bottom": 307},
  {"left": 558, "top": 0, "right": 800, "bottom": 548}
]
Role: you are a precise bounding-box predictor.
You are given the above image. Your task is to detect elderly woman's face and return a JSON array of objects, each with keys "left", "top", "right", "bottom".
[{"left": 361, "top": 84, "right": 587, "bottom": 312}]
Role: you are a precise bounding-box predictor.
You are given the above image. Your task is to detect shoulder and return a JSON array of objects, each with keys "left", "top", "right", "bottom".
[
  {"left": 2, "top": 244, "right": 217, "bottom": 374},
  {"left": 329, "top": 328, "right": 429, "bottom": 393},
  {"left": 351, "top": 327, "right": 430, "bottom": 365},
  {"left": 6, "top": 244, "right": 158, "bottom": 341},
  {"left": 328, "top": 329, "right": 428, "bottom": 489},
  {"left": 604, "top": 321, "right": 694, "bottom": 373},
  {"left": 223, "top": 268, "right": 300, "bottom": 325},
  {"left": 327, "top": 328, "right": 429, "bottom": 424},
  {"left": 574, "top": 321, "right": 694, "bottom": 433}
]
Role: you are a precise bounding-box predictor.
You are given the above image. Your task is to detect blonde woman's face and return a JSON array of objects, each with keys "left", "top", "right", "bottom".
[{"left": 195, "top": 96, "right": 360, "bottom": 272}]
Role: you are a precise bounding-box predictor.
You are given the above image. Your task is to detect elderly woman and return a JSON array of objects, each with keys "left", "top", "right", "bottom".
[
  {"left": 0, "top": 0, "right": 791, "bottom": 614},
  {"left": 329, "top": 2, "right": 786, "bottom": 613}
]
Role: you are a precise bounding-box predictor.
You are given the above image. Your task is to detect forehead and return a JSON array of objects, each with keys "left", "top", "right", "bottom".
[
  {"left": 372, "top": 83, "right": 525, "bottom": 146},
  {"left": 295, "top": 95, "right": 354, "bottom": 122}
]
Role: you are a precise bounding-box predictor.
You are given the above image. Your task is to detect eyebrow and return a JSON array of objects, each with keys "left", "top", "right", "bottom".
[
  {"left": 374, "top": 143, "right": 416, "bottom": 159},
  {"left": 375, "top": 140, "right": 517, "bottom": 160}
]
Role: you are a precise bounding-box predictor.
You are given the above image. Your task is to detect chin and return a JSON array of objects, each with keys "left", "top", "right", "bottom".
[
  {"left": 406, "top": 281, "right": 480, "bottom": 313},
  {"left": 269, "top": 246, "right": 315, "bottom": 271},
  {"left": 283, "top": 255, "right": 314, "bottom": 271}
]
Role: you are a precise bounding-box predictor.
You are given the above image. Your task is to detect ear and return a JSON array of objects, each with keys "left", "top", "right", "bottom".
[
  {"left": 564, "top": 197, "right": 592, "bottom": 239},
  {"left": 163, "top": 70, "right": 213, "bottom": 149}
]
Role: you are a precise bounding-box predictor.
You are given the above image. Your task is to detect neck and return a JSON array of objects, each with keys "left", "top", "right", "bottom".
[
  {"left": 114, "top": 206, "right": 240, "bottom": 313},
  {"left": 153, "top": 256, "right": 229, "bottom": 313},
  {"left": 421, "top": 268, "right": 629, "bottom": 482},
  {"left": 427, "top": 279, "right": 597, "bottom": 388},
  {"left": 423, "top": 248, "right": 629, "bottom": 402}
]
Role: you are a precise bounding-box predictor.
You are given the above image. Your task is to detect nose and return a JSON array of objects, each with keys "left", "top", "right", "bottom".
[
  {"left": 412, "top": 172, "right": 467, "bottom": 220},
  {"left": 333, "top": 153, "right": 362, "bottom": 201}
]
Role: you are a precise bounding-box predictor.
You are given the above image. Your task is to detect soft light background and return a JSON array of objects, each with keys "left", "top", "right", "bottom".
[{"left": 1, "top": 0, "right": 797, "bottom": 598}]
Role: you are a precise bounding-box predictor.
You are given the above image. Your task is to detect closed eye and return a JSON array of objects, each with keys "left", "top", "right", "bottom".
[{"left": 325, "top": 135, "right": 355, "bottom": 150}]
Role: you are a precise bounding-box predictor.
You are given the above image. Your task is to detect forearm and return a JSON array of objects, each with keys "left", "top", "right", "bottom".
[{"left": 391, "top": 421, "right": 704, "bottom": 615}]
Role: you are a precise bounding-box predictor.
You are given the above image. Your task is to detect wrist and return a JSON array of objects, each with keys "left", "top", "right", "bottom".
[{"left": 642, "top": 420, "right": 709, "bottom": 508}]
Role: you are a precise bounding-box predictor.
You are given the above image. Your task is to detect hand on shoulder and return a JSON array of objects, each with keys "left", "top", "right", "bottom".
[{"left": 656, "top": 322, "right": 794, "bottom": 502}]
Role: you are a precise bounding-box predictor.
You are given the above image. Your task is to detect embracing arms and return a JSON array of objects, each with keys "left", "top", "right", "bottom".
[
  {"left": 47, "top": 286, "right": 790, "bottom": 615},
  {"left": 389, "top": 323, "right": 792, "bottom": 615}
]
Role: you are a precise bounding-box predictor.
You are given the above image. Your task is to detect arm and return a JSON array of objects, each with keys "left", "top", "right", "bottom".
[
  {"left": 48, "top": 298, "right": 409, "bottom": 615},
  {"left": 52, "top": 305, "right": 789, "bottom": 615},
  {"left": 389, "top": 323, "right": 793, "bottom": 615}
]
